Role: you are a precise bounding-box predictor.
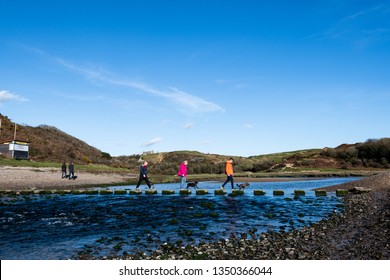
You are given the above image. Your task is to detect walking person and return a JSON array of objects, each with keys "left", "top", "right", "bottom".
[
  {"left": 221, "top": 158, "right": 235, "bottom": 190},
  {"left": 68, "top": 162, "right": 75, "bottom": 180},
  {"left": 61, "top": 162, "right": 67, "bottom": 178},
  {"left": 177, "top": 160, "right": 188, "bottom": 189},
  {"left": 135, "top": 161, "right": 153, "bottom": 191}
]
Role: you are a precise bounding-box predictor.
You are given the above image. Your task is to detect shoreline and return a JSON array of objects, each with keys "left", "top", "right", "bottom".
[
  {"left": 104, "top": 172, "right": 389, "bottom": 260},
  {"left": 1, "top": 165, "right": 386, "bottom": 191},
  {"left": 1, "top": 165, "right": 389, "bottom": 260},
  {"left": 0, "top": 166, "right": 133, "bottom": 191}
]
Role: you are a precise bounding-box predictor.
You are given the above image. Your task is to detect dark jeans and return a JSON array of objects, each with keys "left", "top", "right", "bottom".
[
  {"left": 222, "top": 175, "right": 234, "bottom": 189},
  {"left": 136, "top": 175, "right": 152, "bottom": 189},
  {"left": 69, "top": 171, "right": 74, "bottom": 179}
]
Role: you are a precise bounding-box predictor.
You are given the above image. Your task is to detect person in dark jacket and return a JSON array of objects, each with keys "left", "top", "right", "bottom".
[
  {"left": 135, "top": 161, "right": 153, "bottom": 191},
  {"left": 61, "top": 162, "right": 67, "bottom": 178},
  {"left": 68, "top": 163, "right": 75, "bottom": 180}
]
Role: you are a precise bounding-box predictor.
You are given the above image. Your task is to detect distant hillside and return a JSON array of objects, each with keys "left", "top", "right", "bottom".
[
  {"left": 0, "top": 114, "right": 111, "bottom": 164},
  {"left": 1, "top": 114, "right": 389, "bottom": 174}
]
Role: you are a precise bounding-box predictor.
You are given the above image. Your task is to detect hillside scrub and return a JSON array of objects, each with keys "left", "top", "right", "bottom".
[{"left": 321, "top": 138, "right": 390, "bottom": 169}]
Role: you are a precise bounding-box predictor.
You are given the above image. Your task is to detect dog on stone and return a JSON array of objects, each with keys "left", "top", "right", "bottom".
[
  {"left": 236, "top": 182, "right": 250, "bottom": 190},
  {"left": 186, "top": 181, "right": 199, "bottom": 189}
]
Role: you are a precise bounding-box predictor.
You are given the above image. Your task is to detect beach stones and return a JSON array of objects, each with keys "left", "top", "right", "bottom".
[{"left": 348, "top": 187, "right": 371, "bottom": 194}]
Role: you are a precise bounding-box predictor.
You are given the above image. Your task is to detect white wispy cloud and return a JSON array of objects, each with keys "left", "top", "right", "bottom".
[
  {"left": 17, "top": 45, "right": 225, "bottom": 114},
  {"left": 54, "top": 57, "right": 225, "bottom": 114},
  {"left": 142, "top": 137, "right": 162, "bottom": 147},
  {"left": 340, "top": 4, "right": 389, "bottom": 22},
  {"left": 244, "top": 123, "right": 255, "bottom": 129},
  {"left": 311, "top": 3, "right": 390, "bottom": 47},
  {"left": 215, "top": 76, "right": 267, "bottom": 90},
  {"left": 0, "top": 90, "right": 28, "bottom": 104},
  {"left": 183, "top": 122, "right": 194, "bottom": 129}
]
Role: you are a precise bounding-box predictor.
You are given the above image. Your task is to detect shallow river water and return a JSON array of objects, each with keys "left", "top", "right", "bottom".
[{"left": 0, "top": 177, "right": 358, "bottom": 259}]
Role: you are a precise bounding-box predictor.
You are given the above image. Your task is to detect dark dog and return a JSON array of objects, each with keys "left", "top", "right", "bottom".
[
  {"left": 186, "top": 181, "right": 199, "bottom": 189},
  {"left": 236, "top": 182, "right": 250, "bottom": 190}
]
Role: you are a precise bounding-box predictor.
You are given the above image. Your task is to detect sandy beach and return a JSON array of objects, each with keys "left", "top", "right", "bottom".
[{"left": 0, "top": 166, "right": 132, "bottom": 190}]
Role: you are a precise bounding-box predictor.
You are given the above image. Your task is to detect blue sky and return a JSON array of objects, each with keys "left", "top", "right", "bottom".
[{"left": 1, "top": 0, "right": 389, "bottom": 157}]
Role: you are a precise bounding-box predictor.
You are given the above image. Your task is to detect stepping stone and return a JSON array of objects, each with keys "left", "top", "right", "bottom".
[
  {"left": 70, "top": 190, "right": 86, "bottom": 195},
  {"left": 145, "top": 189, "right": 158, "bottom": 195},
  {"left": 99, "top": 190, "right": 113, "bottom": 195},
  {"left": 85, "top": 190, "right": 99, "bottom": 195},
  {"left": 315, "top": 190, "right": 327, "bottom": 196},
  {"left": 294, "top": 190, "right": 306, "bottom": 196},
  {"left": 114, "top": 190, "right": 127, "bottom": 195},
  {"left": 254, "top": 190, "right": 266, "bottom": 196},
  {"left": 129, "top": 190, "right": 142, "bottom": 195},
  {"left": 336, "top": 189, "right": 348, "bottom": 196},
  {"left": 231, "top": 190, "right": 244, "bottom": 196},
  {"left": 179, "top": 189, "right": 192, "bottom": 195},
  {"left": 273, "top": 190, "right": 284, "bottom": 196},
  {"left": 214, "top": 189, "right": 226, "bottom": 195},
  {"left": 162, "top": 190, "right": 175, "bottom": 195},
  {"left": 196, "top": 189, "right": 208, "bottom": 195}
]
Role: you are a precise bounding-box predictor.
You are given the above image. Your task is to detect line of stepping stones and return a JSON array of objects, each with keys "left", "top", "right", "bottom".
[{"left": 0, "top": 188, "right": 370, "bottom": 197}]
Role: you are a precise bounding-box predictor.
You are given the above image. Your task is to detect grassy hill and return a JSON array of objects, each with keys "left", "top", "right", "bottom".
[
  {"left": 1, "top": 114, "right": 389, "bottom": 176},
  {"left": 0, "top": 114, "right": 111, "bottom": 165}
]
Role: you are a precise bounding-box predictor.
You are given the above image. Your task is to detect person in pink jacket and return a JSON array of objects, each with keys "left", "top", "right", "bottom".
[{"left": 177, "top": 160, "right": 188, "bottom": 189}]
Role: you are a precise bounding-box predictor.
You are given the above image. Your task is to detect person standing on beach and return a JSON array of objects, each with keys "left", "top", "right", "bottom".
[
  {"left": 177, "top": 160, "right": 188, "bottom": 189},
  {"left": 135, "top": 161, "right": 153, "bottom": 191},
  {"left": 68, "top": 163, "right": 75, "bottom": 180},
  {"left": 61, "top": 162, "right": 67, "bottom": 178},
  {"left": 221, "top": 158, "right": 234, "bottom": 190}
]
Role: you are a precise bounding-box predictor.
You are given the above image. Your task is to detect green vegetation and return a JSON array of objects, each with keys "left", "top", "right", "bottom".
[
  {"left": 321, "top": 138, "right": 390, "bottom": 169},
  {"left": 1, "top": 114, "right": 388, "bottom": 179}
]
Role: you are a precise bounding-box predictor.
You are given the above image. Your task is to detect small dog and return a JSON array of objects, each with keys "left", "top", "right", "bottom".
[
  {"left": 186, "top": 181, "right": 199, "bottom": 189},
  {"left": 236, "top": 182, "right": 250, "bottom": 190}
]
